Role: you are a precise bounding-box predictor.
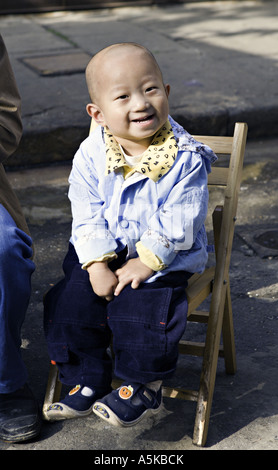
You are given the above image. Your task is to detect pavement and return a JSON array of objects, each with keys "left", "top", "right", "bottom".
[
  {"left": 1, "top": 0, "right": 278, "bottom": 167},
  {"left": 0, "top": 0, "right": 278, "bottom": 452}
]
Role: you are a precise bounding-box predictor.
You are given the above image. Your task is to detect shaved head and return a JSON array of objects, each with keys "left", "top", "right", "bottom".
[{"left": 85, "top": 43, "right": 164, "bottom": 104}]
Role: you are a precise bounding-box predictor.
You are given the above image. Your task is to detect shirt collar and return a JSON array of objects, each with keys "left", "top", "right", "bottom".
[{"left": 104, "top": 119, "right": 178, "bottom": 182}]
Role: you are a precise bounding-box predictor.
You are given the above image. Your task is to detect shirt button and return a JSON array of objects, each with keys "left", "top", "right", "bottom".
[{"left": 120, "top": 219, "right": 129, "bottom": 228}]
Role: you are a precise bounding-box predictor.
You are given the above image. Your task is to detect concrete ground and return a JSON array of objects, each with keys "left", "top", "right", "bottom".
[
  {"left": 0, "top": 0, "right": 277, "bottom": 451},
  {"left": 3, "top": 135, "right": 277, "bottom": 452},
  {"left": 1, "top": 0, "right": 278, "bottom": 169}
]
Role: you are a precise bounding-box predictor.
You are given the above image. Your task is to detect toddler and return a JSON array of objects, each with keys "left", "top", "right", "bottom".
[{"left": 44, "top": 42, "right": 216, "bottom": 426}]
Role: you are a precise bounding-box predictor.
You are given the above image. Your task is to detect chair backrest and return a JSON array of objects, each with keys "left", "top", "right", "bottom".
[{"left": 193, "top": 122, "right": 247, "bottom": 273}]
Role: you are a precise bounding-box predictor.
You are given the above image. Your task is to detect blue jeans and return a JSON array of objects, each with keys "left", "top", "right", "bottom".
[
  {"left": 0, "top": 205, "right": 35, "bottom": 393},
  {"left": 44, "top": 243, "right": 191, "bottom": 388}
]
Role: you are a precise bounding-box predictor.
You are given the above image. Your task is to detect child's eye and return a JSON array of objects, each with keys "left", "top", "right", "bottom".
[
  {"left": 117, "top": 94, "right": 129, "bottom": 100},
  {"left": 146, "top": 86, "right": 157, "bottom": 93}
]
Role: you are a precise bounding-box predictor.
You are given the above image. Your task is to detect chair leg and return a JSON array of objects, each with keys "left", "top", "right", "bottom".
[
  {"left": 42, "top": 363, "right": 62, "bottom": 420},
  {"left": 192, "top": 284, "right": 228, "bottom": 446},
  {"left": 222, "top": 282, "right": 237, "bottom": 374},
  {"left": 193, "top": 356, "right": 219, "bottom": 446},
  {"left": 193, "top": 339, "right": 222, "bottom": 446}
]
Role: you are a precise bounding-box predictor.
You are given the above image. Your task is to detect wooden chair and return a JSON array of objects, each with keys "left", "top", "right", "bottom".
[{"left": 42, "top": 121, "right": 248, "bottom": 447}]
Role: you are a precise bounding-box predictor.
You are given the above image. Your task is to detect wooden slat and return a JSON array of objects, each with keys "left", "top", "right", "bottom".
[
  {"left": 208, "top": 167, "right": 229, "bottom": 186},
  {"left": 187, "top": 310, "right": 209, "bottom": 323},
  {"left": 179, "top": 340, "right": 224, "bottom": 358},
  {"left": 193, "top": 135, "right": 233, "bottom": 154},
  {"left": 179, "top": 341, "right": 205, "bottom": 356},
  {"left": 162, "top": 386, "right": 199, "bottom": 402},
  {"left": 186, "top": 267, "right": 215, "bottom": 294},
  {"left": 186, "top": 266, "right": 214, "bottom": 315}
]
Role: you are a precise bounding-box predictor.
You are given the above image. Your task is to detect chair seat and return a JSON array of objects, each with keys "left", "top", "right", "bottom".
[{"left": 186, "top": 266, "right": 215, "bottom": 316}]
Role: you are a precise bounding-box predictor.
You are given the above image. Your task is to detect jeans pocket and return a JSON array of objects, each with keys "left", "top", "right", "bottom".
[{"left": 107, "top": 284, "right": 173, "bottom": 352}]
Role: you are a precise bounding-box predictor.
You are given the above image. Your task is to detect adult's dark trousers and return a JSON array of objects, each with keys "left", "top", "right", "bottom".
[{"left": 44, "top": 243, "right": 190, "bottom": 389}]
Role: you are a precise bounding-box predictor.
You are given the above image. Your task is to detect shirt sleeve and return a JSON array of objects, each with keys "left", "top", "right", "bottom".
[
  {"left": 137, "top": 151, "right": 209, "bottom": 267},
  {"left": 0, "top": 34, "right": 22, "bottom": 163},
  {"left": 68, "top": 141, "right": 118, "bottom": 265}
]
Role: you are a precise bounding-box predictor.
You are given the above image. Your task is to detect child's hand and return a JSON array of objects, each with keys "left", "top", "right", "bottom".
[
  {"left": 114, "top": 258, "right": 153, "bottom": 296},
  {"left": 87, "top": 262, "right": 118, "bottom": 301}
]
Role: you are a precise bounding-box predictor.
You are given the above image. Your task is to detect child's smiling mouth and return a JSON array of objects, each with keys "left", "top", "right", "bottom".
[{"left": 132, "top": 114, "right": 155, "bottom": 124}]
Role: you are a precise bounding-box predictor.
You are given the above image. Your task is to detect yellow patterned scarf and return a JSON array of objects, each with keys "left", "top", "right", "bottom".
[{"left": 104, "top": 119, "right": 178, "bottom": 182}]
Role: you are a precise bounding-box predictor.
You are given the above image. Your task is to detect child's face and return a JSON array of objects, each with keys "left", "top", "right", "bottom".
[{"left": 87, "top": 47, "right": 170, "bottom": 155}]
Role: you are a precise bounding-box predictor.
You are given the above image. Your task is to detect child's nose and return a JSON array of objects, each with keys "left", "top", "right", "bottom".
[{"left": 132, "top": 93, "right": 149, "bottom": 111}]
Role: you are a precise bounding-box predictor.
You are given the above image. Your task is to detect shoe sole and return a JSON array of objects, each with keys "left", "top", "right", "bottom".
[
  {"left": 0, "top": 422, "right": 41, "bottom": 443},
  {"left": 93, "top": 401, "right": 163, "bottom": 427},
  {"left": 45, "top": 402, "right": 95, "bottom": 421}
]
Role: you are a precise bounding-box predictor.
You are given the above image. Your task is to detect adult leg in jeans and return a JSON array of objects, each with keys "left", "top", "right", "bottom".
[{"left": 0, "top": 205, "right": 41, "bottom": 442}]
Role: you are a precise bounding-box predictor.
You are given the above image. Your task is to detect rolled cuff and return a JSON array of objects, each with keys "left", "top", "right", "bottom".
[
  {"left": 82, "top": 251, "right": 117, "bottom": 270},
  {"left": 136, "top": 241, "right": 166, "bottom": 271},
  {"left": 74, "top": 231, "right": 118, "bottom": 265},
  {"left": 138, "top": 231, "right": 177, "bottom": 267}
]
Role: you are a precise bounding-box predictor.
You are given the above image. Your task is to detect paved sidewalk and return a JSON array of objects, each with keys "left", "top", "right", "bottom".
[
  {"left": 2, "top": 135, "right": 277, "bottom": 452},
  {"left": 1, "top": 0, "right": 278, "bottom": 168}
]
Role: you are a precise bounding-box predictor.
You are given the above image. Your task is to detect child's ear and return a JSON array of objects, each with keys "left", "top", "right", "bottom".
[
  {"left": 164, "top": 84, "right": 170, "bottom": 98},
  {"left": 86, "top": 103, "right": 106, "bottom": 125}
]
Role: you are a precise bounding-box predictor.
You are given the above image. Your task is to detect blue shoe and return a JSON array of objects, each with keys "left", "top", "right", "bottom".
[
  {"left": 45, "top": 385, "right": 110, "bottom": 421},
  {"left": 93, "top": 383, "right": 163, "bottom": 427}
]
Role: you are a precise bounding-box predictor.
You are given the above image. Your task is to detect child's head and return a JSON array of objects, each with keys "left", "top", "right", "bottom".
[{"left": 85, "top": 43, "right": 170, "bottom": 155}]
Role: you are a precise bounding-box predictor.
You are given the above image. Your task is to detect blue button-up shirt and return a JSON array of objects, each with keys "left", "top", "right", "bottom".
[{"left": 68, "top": 116, "right": 217, "bottom": 283}]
